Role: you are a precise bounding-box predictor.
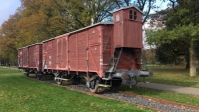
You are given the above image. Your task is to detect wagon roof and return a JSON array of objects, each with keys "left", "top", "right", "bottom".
[
  {"left": 28, "top": 43, "right": 42, "bottom": 47},
  {"left": 41, "top": 37, "right": 55, "bottom": 43},
  {"left": 68, "top": 22, "right": 113, "bottom": 35},
  {"left": 54, "top": 33, "right": 69, "bottom": 39},
  {"left": 17, "top": 48, "right": 22, "bottom": 50},
  {"left": 18, "top": 42, "right": 42, "bottom": 50},
  {"left": 112, "top": 5, "right": 142, "bottom": 14},
  {"left": 17, "top": 45, "right": 29, "bottom": 50},
  {"left": 54, "top": 22, "right": 113, "bottom": 39}
]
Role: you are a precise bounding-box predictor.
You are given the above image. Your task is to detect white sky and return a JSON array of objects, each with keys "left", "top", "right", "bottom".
[
  {"left": 0, "top": 0, "right": 21, "bottom": 26},
  {"left": 151, "top": 0, "right": 170, "bottom": 13}
]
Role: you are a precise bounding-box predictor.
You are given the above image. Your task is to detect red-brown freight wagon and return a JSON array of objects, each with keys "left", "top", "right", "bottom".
[
  {"left": 28, "top": 43, "right": 42, "bottom": 76},
  {"left": 18, "top": 46, "right": 29, "bottom": 70},
  {"left": 18, "top": 6, "right": 153, "bottom": 92},
  {"left": 43, "top": 34, "right": 69, "bottom": 71},
  {"left": 18, "top": 43, "right": 42, "bottom": 77},
  {"left": 53, "top": 6, "right": 152, "bottom": 92}
]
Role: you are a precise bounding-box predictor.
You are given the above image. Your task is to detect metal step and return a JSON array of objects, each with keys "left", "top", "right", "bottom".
[
  {"left": 98, "top": 84, "right": 111, "bottom": 88},
  {"left": 102, "top": 78, "right": 112, "bottom": 80},
  {"left": 54, "top": 77, "right": 70, "bottom": 81}
]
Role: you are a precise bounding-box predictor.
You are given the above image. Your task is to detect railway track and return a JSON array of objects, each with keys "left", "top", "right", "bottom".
[{"left": 26, "top": 76, "right": 199, "bottom": 112}]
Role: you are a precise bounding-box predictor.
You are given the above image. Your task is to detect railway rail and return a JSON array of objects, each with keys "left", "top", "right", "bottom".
[{"left": 26, "top": 75, "right": 199, "bottom": 112}]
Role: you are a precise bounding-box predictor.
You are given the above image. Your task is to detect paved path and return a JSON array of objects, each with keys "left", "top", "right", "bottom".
[{"left": 136, "top": 82, "right": 199, "bottom": 96}]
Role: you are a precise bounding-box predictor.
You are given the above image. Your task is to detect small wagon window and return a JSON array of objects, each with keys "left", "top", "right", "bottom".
[
  {"left": 134, "top": 11, "right": 137, "bottom": 20},
  {"left": 116, "top": 14, "right": 120, "bottom": 22},
  {"left": 129, "top": 10, "right": 137, "bottom": 21},
  {"left": 129, "top": 10, "right": 133, "bottom": 20}
]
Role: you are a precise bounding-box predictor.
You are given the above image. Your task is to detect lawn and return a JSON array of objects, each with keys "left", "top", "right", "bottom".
[
  {"left": 0, "top": 67, "right": 152, "bottom": 112},
  {"left": 1, "top": 65, "right": 199, "bottom": 110},
  {"left": 118, "top": 65, "right": 199, "bottom": 107},
  {"left": 142, "top": 65, "right": 199, "bottom": 88}
]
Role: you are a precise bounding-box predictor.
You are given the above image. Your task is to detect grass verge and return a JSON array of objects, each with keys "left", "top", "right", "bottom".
[
  {"left": 119, "top": 85, "right": 199, "bottom": 107},
  {"left": 0, "top": 67, "right": 153, "bottom": 112},
  {"left": 141, "top": 65, "right": 199, "bottom": 88}
]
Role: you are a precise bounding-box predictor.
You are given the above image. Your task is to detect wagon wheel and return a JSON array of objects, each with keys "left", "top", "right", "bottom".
[
  {"left": 35, "top": 72, "right": 42, "bottom": 80},
  {"left": 131, "top": 76, "right": 137, "bottom": 86},
  {"left": 111, "top": 79, "right": 122, "bottom": 92},
  {"left": 36, "top": 74, "right": 42, "bottom": 80},
  {"left": 90, "top": 79, "right": 99, "bottom": 93},
  {"left": 25, "top": 71, "right": 29, "bottom": 77},
  {"left": 57, "top": 74, "right": 63, "bottom": 85},
  {"left": 73, "top": 76, "right": 81, "bottom": 84},
  {"left": 26, "top": 72, "right": 29, "bottom": 77},
  {"left": 127, "top": 76, "right": 137, "bottom": 88}
]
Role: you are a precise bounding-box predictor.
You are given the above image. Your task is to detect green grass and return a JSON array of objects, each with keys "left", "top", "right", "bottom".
[
  {"left": 142, "top": 65, "right": 199, "bottom": 88},
  {"left": 0, "top": 67, "right": 153, "bottom": 112},
  {"left": 119, "top": 65, "right": 199, "bottom": 107},
  {"left": 119, "top": 85, "right": 199, "bottom": 107}
]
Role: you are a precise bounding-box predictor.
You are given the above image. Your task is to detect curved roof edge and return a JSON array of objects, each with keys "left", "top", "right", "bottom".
[
  {"left": 112, "top": 5, "right": 143, "bottom": 14},
  {"left": 51, "top": 22, "right": 113, "bottom": 39},
  {"left": 68, "top": 22, "right": 113, "bottom": 35},
  {"left": 41, "top": 37, "right": 55, "bottom": 43}
]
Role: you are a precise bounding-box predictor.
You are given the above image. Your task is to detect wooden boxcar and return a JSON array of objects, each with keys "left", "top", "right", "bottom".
[
  {"left": 18, "top": 46, "right": 29, "bottom": 71},
  {"left": 18, "top": 6, "right": 153, "bottom": 92},
  {"left": 28, "top": 43, "right": 42, "bottom": 76},
  {"left": 18, "top": 43, "right": 42, "bottom": 77},
  {"left": 48, "top": 6, "right": 152, "bottom": 92}
]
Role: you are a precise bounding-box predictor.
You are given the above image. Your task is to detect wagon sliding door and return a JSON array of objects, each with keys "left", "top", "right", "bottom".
[
  {"left": 56, "top": 36, "right": 67, "bottom": 69},
  {"left": 23, "top": 47, "right": 29, "bottom": 68},
  {"left": 35, "top": 44, "right": 42, "bottom": 71},
  {"left": 87, "top": 27, "right": 101, "bottom": 75},
  {"left": 43, "top": 40, "right": 54, "bottom": 70}
]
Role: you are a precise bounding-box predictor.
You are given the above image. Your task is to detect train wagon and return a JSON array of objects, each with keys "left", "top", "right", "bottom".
[
  {"left": 42, "top": 38, "right": 56, "bottom": 72},
  {"left": 18, "top": 46, "right": 29, "bottom": 73},
  {"left": 18, "top": 6, "right": 153, "bottom": 93},
  {"left": 28, "top": 43, "right": 43, "bottom": 78},
  {"left": 18, "top": 43, "right": 42, "bottom": 77}
]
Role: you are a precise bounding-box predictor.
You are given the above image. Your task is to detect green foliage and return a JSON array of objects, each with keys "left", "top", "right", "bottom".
[
  {"left": 146, "top": 0, "right": 199, "bottom": 70},
  {"left": 0, "top": 13, "right": 20, "bottom": 62},
  {"left": 147, "top": 24, "right": 199, "bottom": 45},
  {"left": 155, "top": 43, "right": 175, "bottom": 64},
  {"left": 142, "top": 49, "right": 156, "bottom": 64},
  {"left": 17, "top": 0, "right": 73, "bottom": 46}
]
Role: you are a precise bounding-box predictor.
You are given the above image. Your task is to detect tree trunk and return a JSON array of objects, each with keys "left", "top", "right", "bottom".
[
  {"left": 185, "top": 57, "right": 189, "bottom": 69},
  {"left": 189, "top": 41, "right": 196, "bottom": 77}
]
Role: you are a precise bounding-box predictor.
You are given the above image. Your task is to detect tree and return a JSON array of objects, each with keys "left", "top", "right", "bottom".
[
  {"left": 16, "top": 0, "right": 75, "bottom": 47},
  {"left": 65, "top": 0, "right": 159, "bottom": 29},
  {"left": 0, "top": 12, "right": 21, "bottom": 63},
  {"left": 147, "top": 0, "right": 199, "bottom": 76},
  {"left": 155, "top": 40, "right": 188, "bottom": 65},
  {"left": 142, "top": 48, "right": 156, "bottom": 64}
]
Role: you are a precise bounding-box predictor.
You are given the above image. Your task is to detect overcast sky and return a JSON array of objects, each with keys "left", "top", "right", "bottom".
[{"left": 0, "top": 0, "right": 21, "bottom": 26}]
